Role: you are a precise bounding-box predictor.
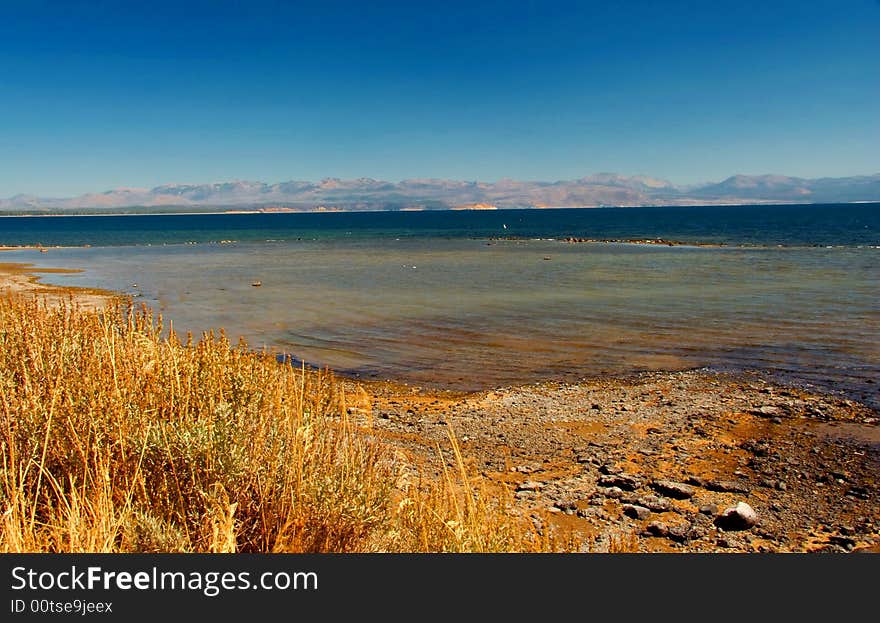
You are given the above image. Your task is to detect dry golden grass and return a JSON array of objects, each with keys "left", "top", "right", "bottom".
[{"left": 0, "top": 294, "right": 558, "bottom": 552}]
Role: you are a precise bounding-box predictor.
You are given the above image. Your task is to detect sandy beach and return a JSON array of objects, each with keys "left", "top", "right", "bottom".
[{"left": 2, "top": 259, "right": 877, "bottom": 552}]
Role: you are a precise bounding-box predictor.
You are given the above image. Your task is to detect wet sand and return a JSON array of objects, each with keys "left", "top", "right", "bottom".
[{"left": 0, "top": 257, "right": 116, "bottom": 310}]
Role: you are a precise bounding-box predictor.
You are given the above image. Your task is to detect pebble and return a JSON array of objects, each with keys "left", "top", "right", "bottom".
[
  {"left": 699, "top": 504, "right": 718, "bottom": 515},
  {"left": 602, "top": 486, "right": 625, "bottom": 499},
  {"left": 555, "top": 498, "right": 578, "bottom": 512},
  {"left": 686, "top": 476, "right": 707, "bottom": 488},
  {"left": 828, "top": 535, "right": 856, "bottom": 551},
  {"left": 667, "top": 524, "right": 690, "bottom": 543},
  {"left": 706, "top": 480, "right": 751, "bottom": 494},
  {"left": 598, "top": 474, "right": 640, "bottom": 491},
  {"left": 633, "top": 495, "right": 673, "bottom": 513},
  {"left": 516, "top": 481, "right": 543, "bottom": 492}
]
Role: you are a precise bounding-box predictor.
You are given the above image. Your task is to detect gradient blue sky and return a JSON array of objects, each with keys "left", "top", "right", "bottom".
[{"left": 1, "top": 0, "right": 878, "bottom": 196}]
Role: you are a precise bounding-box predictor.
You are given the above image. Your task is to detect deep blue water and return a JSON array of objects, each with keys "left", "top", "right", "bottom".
[{"left": 1, "top": 203, "right": 878, "bottom": 247}]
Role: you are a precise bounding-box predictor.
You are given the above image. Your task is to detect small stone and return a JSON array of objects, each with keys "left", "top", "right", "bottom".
[
  {"left": 602, "top": 486, "right": 625, "bottom": 499},
  {"left": 555, "top": 498, "right": 578, "bottom": 512},
  {"left": 706, "top": 480, "right": 750, "bottom": 494},
  {"left": 598, "top": 474, "right": 640, "bottom": 491},
  {"left": 699, "top": 504, "right": 718, "bottom": 515},
  {"left": 715, "top": 502, "right": 758, "bottom": 531},
  {"left": 667, "top": 524, "right": 690, "bottom": 543},
  {"left": 829, "top": 535, "right": 856, "bottom": 551},
  {"left": 751, "top": 405, "right": 779, "bottom": 417},
  {"left": 636, "top": 495, "right": 673, "bottom": 513},
  {"left": 516, "top": 481, "right": 543, "bottom": 492},
  {"left": 651, "top": 480, "right": 695, "bottom": 499},
  {"left": 622, "top": 504, "right": 651, "bottom": 520}
]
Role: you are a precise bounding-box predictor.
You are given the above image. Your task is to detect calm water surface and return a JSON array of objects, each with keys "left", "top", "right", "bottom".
[{"left": 2, "top": 205, "right": 878, "bottom": 405}]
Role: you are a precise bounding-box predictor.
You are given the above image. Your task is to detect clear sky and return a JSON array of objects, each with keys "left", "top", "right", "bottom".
[{"left": 1, "top": 0, "right": 878, "bottom": 197}]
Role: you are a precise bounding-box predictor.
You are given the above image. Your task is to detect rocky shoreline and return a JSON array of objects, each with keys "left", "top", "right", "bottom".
[{"left": 346, "top": 369, "right": 879, "bottom": 553}]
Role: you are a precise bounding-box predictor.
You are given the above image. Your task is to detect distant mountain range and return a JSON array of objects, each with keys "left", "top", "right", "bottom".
[{"left": 2, "top": 173, "right": 879, "bottom": 213}]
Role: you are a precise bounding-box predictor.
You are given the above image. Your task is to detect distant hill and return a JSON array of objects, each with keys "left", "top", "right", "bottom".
[
  {"left": 686, "top": 174, "right": 880, "bottom": 203},
  {"left": 2, "top": 172, "right": 879, "bottom": 213}
]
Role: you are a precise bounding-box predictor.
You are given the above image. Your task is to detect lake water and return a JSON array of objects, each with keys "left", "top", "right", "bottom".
[{"left": 2, "top": 204, "right": 878, "bottom": 405}]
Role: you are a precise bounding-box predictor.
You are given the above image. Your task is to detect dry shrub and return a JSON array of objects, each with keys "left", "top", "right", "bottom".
[{"left": 0, "top": 294, "right": 561, "bottom": 553}]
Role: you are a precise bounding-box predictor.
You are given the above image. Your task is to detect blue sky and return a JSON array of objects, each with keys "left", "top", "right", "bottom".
[{"left": 1, "top": 0, "right": 878, "bottom": 196}]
